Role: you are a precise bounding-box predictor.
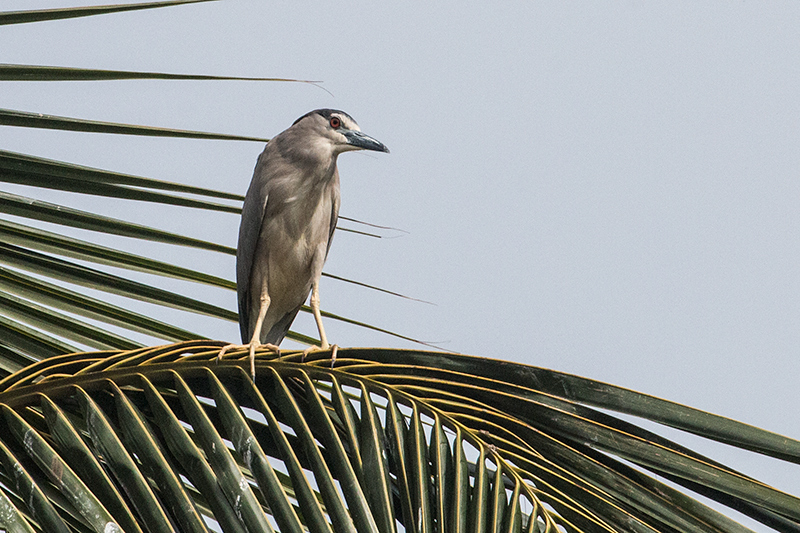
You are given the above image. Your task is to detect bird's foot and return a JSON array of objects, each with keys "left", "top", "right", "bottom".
[
  {"left": 301, "top": 344, "right": 338, "bottom": 367},
  {"left": 248, "top": 342, "right": 280, "bottom": 379},
  {"left": 217, "top": 341, "right": 279, "bottom": 379},
  {"left": 217, "top": 342, "right": 244, "bottom": 361}
]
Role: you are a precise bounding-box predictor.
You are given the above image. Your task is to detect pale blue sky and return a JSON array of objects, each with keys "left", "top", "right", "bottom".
[{"left": 2, "top": 2, "right": 800, "bottom": 530}]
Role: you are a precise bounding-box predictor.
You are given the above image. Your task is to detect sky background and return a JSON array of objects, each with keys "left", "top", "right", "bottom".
[{"left": 2, "top": 2, "right": 800, "bottom": 530}]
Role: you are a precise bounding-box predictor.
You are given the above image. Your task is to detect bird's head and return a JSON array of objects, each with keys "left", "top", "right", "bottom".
[{"left": 291, "top": 109, "right": 390, "bottom": 156}]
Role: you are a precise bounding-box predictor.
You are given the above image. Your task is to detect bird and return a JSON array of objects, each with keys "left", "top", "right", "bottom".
[{"left": 219, "top": 109, "right": 389, "bottom": 377}]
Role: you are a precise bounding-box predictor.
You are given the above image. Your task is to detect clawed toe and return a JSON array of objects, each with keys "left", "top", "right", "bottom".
[
  {"left": 301, "top": 343, "right": 338, "bottom": 366},
  {"left": 248, "top": 342, "right": 280, "bottom": 379},
  {"left": 217, "top": 342, "right": 280, "bottom": 380},
  {"left": 330, "top": 345, "right": 338, "bottom": 367},
  {"left": 217, "top": 343, "right": 243, "bottom": 361}
]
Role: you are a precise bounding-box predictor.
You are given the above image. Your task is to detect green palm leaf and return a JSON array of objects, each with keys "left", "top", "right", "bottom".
[
  {"left": 0, "top": 107, "right": 269, "bottom": 141},
  {"left": 0, "top": 343, "right": 797, "bottom": 532},
  {"left": 0, "top": 0, "right": 216, "bottom": 26},
  {"left": 0, "top": 64, "right": 317, "bottom": 84}
]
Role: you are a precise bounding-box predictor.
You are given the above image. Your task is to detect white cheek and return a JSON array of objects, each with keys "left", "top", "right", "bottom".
[{"left": 311, "top": 135, "right": 335, "bottom": 154}]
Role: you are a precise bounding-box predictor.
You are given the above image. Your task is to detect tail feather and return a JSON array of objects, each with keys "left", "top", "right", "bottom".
[{"left": 238, "top": 293, "right": 251, "bottom": 343}]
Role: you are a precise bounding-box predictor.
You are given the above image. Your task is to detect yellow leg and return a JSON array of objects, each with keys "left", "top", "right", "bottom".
[
  {"left": 218, "top": 291, "right": 279, "bottom": 379},
  {"left": 309, "top": 280, "right": 329, "bottom": 350},
  {"left": 301, "top": 280, "right": 337, "bottom": 365}
]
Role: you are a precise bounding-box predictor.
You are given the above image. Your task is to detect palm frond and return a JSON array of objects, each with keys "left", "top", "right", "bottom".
[
  {"left": 0, "top": 64, "right": 318, "bottom": 84},
  {"left": 0, "top": 342, "right": 796, "bottom": 532},
  {"left": 0, "top": 0, "right": 216, "bottom": 26},
  {"left": 0, "top": 108, "right": 269, "bottom": 141}
]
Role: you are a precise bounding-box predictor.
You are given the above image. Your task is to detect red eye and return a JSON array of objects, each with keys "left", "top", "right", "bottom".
[{"left": 329, "top": 116, "right": 341, "bottom": 128}]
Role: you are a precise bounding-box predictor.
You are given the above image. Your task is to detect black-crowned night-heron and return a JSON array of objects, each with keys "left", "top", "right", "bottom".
[{"left": 220, "top": 109, "right": 389, "bottom": 376}]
